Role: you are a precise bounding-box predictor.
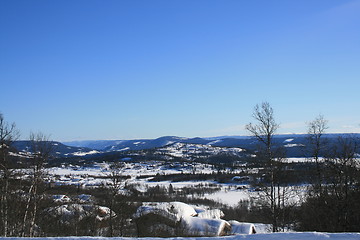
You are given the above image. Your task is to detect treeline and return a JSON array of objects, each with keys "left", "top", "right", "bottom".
[
  {"left": 244, "top": 102, "right": 360, "bottom": 232},
  {"left": 296, "top": 135, "right": 360, "bottom": 232}
]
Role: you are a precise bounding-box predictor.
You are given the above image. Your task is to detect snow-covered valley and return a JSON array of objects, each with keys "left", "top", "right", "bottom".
[
  {"left": 4, "top": 134, "right": 360, "bottom": 237},
  {"left": 45, "top": 160, "right": 306, "bottom": 207}
]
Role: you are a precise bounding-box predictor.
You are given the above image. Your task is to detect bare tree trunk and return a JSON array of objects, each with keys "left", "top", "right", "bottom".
[
  {"left": 3, "top": 176, "right": 9, "bottom": 237},
  {"left": 0, "top": 190, "right": 3, "bottom": 236},
  {"left": 246, "top": 102, "right": 294, "bottom": 232},
  {"left": 0, "top": 114, "right": 19, "bottom": 236},
  {"left": 109, "top": 198, "right": 114, "bottom": 237},
  {"left": 29, "top": 185, "right": 38, "bottom": 237},
  {"left": 21, "top": 185, "right": 34, "bottom": 237},
  {"left": 25, "top": 132, "right": 52, "bottom": 237},
  {"left": 107, "top": 162, "right": 125, "bottom": 237}
]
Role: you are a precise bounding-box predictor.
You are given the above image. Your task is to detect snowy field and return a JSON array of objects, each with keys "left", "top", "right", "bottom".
[
  {"left": 47, "top": 161, "right": 228, "bottom": 189},
  {"left": 45, "top": 161, "right": 306, "bottom": 207},
  {"left": 47, "top": 163, "right": 251, "bottom": 206},
  {"left": 3, "top": 232, "right": 360, "bottom": 240}
]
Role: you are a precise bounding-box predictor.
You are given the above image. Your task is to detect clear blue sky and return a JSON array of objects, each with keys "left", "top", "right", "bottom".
[{"left": 1, "top": 0, "right": 359, "bottom": 141}]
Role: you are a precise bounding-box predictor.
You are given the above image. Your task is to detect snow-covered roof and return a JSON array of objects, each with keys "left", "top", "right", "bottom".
[
  {"left": 134, "top": 202, "right": 197, "bottom": 222},
  {"left": 183, "top": 216, "right": 230, "bottom": 236},
  {"left": 229, "top": 220, "right": 256, "bottom": 234},
  {"left": 45, "top": 204, "right": 113, "bottom": 225},
  {"left": 194, "top": 207, "right": 224, "bottom": 219},
  {"left": 134, "top": 202, "right": 230, "bottom": 236}
]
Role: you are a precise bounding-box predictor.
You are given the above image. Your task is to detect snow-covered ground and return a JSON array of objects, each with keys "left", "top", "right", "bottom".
[
  {"left": 70, "top": 150, "right": 100, "bottom": 156},
  {"left": 3, "top": 232, "right": 360, "bottom": 240},
  {"left": 156, "top": 142, "right": 245, "bottom": 159},
  {"left": 44, "top": 161, "right": 306, "bottom": 206},
  {"left": 47, "top": 161, "right": 219, "bottom": 187},
  {"left": 12, "top": 160, "right": 360, "bottom": 239},
  {"left": 203, "top": 188, "right": 252, "bottom": 205},
  {"left": 286, "top": 157, "right": 325, "bottom": 163},
  {"left": 48, "top": 161, "right": 217, "bottom": 179}
]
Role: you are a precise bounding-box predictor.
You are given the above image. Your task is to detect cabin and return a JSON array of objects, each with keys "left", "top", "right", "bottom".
[{"left": 133, "top": 201, "right": 254, "bottom": 237}]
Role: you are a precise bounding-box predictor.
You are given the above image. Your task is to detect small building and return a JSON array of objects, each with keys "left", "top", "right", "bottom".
[
  {"left": 133, "top": 201, "right": 235, "bottom": 237},
  {"left": 229, "top": 220, "right": 257, "bottom": 234}
]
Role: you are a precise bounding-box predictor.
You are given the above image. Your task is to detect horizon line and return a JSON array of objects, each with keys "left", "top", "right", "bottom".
[{"left": 15, "top": 132, "right": 360, "bottom": 142}]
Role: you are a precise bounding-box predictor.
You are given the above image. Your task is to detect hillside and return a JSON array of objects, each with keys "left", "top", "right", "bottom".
[
  {"left": 11, "top": 133, "right": 360, "bottom": 162},
  {"left": 12, "top": 141, "right": 98, "bottom": 158},
  {"left": 62, "top": 133, "right": 360, "bottom": 158}
]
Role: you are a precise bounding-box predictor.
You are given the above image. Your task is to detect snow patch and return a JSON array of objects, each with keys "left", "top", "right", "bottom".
[
  {"left": 284, "top": 143, "right": 305, "bottom": 148},
  {"left": 118, "top": 147, "right": 130, "bottom": 151},
  {"left": 72, "top": 150, "right": 99, "bottom": 156},
  {"left": 207, "top": 140, "right": 222, "bottom": 145}
]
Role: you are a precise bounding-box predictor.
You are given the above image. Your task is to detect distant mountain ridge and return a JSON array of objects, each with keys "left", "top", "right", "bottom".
[
  {"left": 12, "top": 141, "right": 96, "bottom": 157},
  {"left": 63, "top": 140, "right": 125, "bottom": 150},
  {"left": 10, "top": 133, "right": 359, "bottom": 160},
  {"left": 62, "top": 133, "right": 360, "bottom": 158}
]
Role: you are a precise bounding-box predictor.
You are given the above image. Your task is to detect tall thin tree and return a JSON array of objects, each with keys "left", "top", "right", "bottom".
[
  {"left": 22, "top": 132, "right": 52, "bottom": 237},
  {"left": 246, "top": 102, "right": 289, "bottom": 232},
  {"left": 107, "top": 162, "right": 125, "bottom": 236},
  {"left": 0, "top": 113, "right": 19, "bottom": 236},
  {"left": 306, "top": 115, "right": 328, "bottom": 196}
]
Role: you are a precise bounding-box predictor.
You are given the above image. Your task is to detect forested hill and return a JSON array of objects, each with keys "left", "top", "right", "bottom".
[
  {"left": 11, "top": 133, "right": 360, "bottom": 160},
  {"left": 63, "top": 133, "right": 360, "bottom": 157}
]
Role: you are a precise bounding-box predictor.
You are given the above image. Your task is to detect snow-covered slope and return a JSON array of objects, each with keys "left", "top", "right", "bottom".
[
  {"left": 63, "top": 140, "right": 125, "bottom": 150},
  {"left": 154, "top": 142, "right": 246, "bottom": 160},
  {"left": 12, "top": 141, "right": 96, "bottom": 158}
]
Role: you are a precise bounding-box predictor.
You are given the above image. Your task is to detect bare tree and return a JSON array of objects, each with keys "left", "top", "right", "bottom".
[
  {"left": 246, "top": 102, "right": 279, "bottom": 149},
  {"left": 306, "top": 115, "right": 328, "bottom": 196},
  {"left": 0, "top": 113, "right": 19, "bottom": 236},
  {"left": 107, "top": 161, "right": 125, "bottom": 236},
  {"left": 246, "top": 102, "right": 290, "bottom": 232},
  {"left": 22, "top": 132, "right": 53, "bottom": 237}
]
